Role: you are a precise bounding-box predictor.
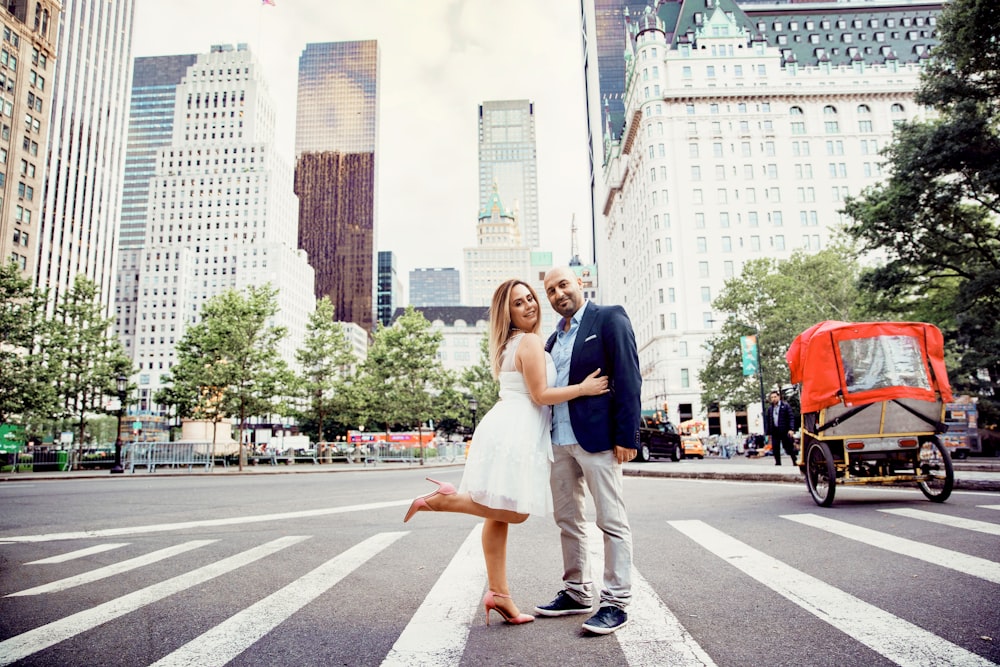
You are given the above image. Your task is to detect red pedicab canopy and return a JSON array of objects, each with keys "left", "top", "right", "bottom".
[{"left": 786, "top": 321, "right": 953, "bottom": 413}]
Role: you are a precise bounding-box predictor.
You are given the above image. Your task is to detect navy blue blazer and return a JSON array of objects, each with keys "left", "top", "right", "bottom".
[{"left": 546, "top": 303, "right": 642, "bottom": 453}]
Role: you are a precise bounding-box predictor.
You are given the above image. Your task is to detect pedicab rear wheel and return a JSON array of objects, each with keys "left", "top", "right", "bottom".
[
  {"left": 917, "top": 437, "right": 953, "bottom": 503},
  {"left": 805, "top": 441, "right": 837, "bottom": 507}
]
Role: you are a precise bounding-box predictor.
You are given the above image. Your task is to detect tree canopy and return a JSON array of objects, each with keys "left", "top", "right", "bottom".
[
  {"left": 842, "top": 0, "right": 1000, "bottom": 420},
  {"left": 700, "top": 245, "right": 864, "bottom": 412}
]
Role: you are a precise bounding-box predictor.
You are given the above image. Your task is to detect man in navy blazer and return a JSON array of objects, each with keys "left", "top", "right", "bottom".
[{"left": 533, "top": 266, "right": 641, "bottom": 635}]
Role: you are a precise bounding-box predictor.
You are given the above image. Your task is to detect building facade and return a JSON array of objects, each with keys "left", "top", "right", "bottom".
[
  {"left": 0, "top": 1, "right": 59, "bottom": 282},
  {"left": 294, "top": 40, "right": 379, "bottom": 332},
  {"left": 36, "top": 0, "right": 135, "bottom": 317},
  {"left": 409, "top": 267, "right": 461, "bottom": 308},
  {"left": 464, "top": 185, "right": 531, "bottom": 307},
  {"left": 129, "top": 44, "right": 315, "bottom": 413},
  {"left": 376, "top": 250, "right": 403, "bottom": 328},
  {"left": 478, "top": 100, "right": 540, "bottom": 251},
  {"left": 601, "top": 0, "right": 941, "bottom": 432},
  {"left": 115, "top": 54, "right": 197, "bottom": 357}
]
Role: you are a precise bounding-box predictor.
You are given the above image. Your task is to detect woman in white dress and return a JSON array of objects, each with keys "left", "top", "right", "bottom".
[{"left": 404, "top": 278, "right": 608, "bottom": 625}]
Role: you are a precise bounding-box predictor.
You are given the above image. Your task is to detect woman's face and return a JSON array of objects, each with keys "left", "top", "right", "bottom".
[{"left": 509, "top": 283, "right": 539, "bottom": 332}]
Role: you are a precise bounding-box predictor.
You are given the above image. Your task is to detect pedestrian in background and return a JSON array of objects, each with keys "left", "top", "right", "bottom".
[{"left": 765, "top": 391, "right": 796, "bottom": 465}]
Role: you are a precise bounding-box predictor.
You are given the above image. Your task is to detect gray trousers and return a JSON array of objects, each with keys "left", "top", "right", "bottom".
[{"left": 550, "top": 444, "right": 632, "bottom": 609}]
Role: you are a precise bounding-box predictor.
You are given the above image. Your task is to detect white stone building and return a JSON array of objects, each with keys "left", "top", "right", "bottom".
[
  {"left": 130, "top": 44, "right": 314, "bottom": 413},
  {"left": 599, "top": 0, "right": 940, "bottom": 432}
]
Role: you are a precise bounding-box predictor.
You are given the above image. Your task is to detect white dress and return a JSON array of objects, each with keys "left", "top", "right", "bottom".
[{"left": 459, "top": 333, "right": 556, "bottom": 516}]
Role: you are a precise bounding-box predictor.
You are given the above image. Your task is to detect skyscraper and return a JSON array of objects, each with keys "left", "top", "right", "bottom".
[
  {"left": 409, "top": 268, "right": 461, "bottom": 308},
  {"left": 36, "top": 0, "right": 136, "bottom": 317},
  {"left": 478, "top": 100, "right": 539, "bottom": 251},
  {"left": 295, "top": 40, "right": 379, "bottom": 332},
  {"left": 130, "top": 44, "right": 314, "bottom": 413},
  {"left": 376, "top": 250, "right": 403, "bottom": 328},
  {"left": 115, "top": 54, "right": 197, "bottom": 357},
  {"left": 464, "top": 185, "right": 530, "bottom": 307},
  {"left": 0, "top": 1, "right": 59, "bottom": 282}
]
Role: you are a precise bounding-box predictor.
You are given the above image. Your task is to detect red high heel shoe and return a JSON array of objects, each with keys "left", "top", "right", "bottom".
[
  {"left": 483, "top": 591, "right": 535, "bottom": 625},
  {"left": 403, "top": 477, "right": 457, "bottom": 523}
]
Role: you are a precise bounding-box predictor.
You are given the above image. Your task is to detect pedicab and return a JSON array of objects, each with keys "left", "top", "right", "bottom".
[{"left": 787, "top": 321, "right": 955, "bottom": 507}]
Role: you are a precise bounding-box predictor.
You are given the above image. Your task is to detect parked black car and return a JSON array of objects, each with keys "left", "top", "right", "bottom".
[{"left": 637, "top": 417, "right": 682, "bottom": 462}]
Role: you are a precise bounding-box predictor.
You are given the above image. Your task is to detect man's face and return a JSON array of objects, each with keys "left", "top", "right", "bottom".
[
  {"left": 544, "top": 269, "right": 584, "bottom": 318},
  {"left": 769, "top": 393, "right": 780, "bottom": 405}
]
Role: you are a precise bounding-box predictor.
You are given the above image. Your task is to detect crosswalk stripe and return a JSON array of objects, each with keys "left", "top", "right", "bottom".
[
  {"left": 669, "top": 519, "right": 993, "bottom": 667},
  {"left": 980, "top": 505, "right": 1000, "bottom": 511},
  {"left": 584, "top": 526, "right": 716, "bottom": 666},
  {"left": 0, "top": 535, "right": 309, "bottom": 667},
  {"left": 151, "top": 532, "right": 407, "bottom": 667},
  {"left": 381, "top": 523, "right": 486, "bottom": 667},
  {"left": 0, "top": 501, "right": 408, "bottom": 543},
  {"left": 783, "top": 513, "right": 1000, "bottom": 584},
  {"left": 878, "top": 508, "right": 1000, "bottom": 536},
  {"left": 8, "top": 540, "right": 216, "bottom": 597},
  {"left": 26, "top": 543, "right": 130, "bottom": 565}
]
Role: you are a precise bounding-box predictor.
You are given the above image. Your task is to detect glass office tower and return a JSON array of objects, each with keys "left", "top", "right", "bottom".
[{"left": 295, "top": 41, "right": 379, "bottom": 332}]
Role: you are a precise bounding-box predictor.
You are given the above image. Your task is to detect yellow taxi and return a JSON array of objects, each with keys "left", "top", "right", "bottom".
[{"left": 680, "top": 435, "right": 705, "bottom": 459}]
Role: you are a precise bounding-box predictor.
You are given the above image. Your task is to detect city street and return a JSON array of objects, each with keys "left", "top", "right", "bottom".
[{"left": 0, "top": 469, "right": 998, "bottom": 666}]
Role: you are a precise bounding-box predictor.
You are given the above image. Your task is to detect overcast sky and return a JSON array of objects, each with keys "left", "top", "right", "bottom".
[{"left": 132, "top": 0, "right": 595, "bottom": 287}]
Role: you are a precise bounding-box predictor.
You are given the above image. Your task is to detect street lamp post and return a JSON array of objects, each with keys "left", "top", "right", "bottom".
[
  {"left": 737, "top": 325, "right": 768, "bottom": 437},
  {"left": 110, "top": 374, "right": 127, "bottom": 474},
  {"left": 469, "top": 397, "right": 479, "bottom": 433}
]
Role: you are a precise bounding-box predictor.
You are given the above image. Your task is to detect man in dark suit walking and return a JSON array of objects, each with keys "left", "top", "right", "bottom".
[
  {"left": 533, "top": 266, "right": 641, "bottom": 635},
  {"left": 766, "top": 390, "right": 797, "bottom": 465}
]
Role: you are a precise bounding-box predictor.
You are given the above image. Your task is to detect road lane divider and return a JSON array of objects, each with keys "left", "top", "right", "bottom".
[
  {"left": 152, "top": 532, "right": 408, "bottom": 667},
  {"left": 8, "top": 540, "right": 216, "bottom": 597},
  {"left": 670, "top": 519, "right": 993, "bottom": 667},
  {"left": 0, "top": 535, "right": 310, "bottom": 666},
  {"left": 783, "top": 513, "right": 1000, "bottom": 584},
  {"left": 381, "top": 523, "right": 486, "bottom": 667}
]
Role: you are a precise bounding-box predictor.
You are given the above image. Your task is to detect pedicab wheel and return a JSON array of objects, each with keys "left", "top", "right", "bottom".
[
  {"left": 917, "top": 437, "right": 953, "bottom": 503},
  {"left": 805, "top": 441, "right": 837, "bottom": 507}
]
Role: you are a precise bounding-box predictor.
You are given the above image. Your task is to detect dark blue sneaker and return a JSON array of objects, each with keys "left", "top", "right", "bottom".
[
  {"left": 582, "top": 606, "right": 628, "bottom": 634},
  {"left": 534, "top": 590, "right": 592, "bottom": 616}
]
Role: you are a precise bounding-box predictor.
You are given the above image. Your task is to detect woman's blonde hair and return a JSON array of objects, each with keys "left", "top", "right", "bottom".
[{"left": 488, "top": 279, "right": 542, "bottom": 379}]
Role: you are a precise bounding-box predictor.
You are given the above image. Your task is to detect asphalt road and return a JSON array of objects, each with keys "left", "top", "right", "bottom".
[{"left": 0, "top": 470, "right": 997, "bottom": 666}]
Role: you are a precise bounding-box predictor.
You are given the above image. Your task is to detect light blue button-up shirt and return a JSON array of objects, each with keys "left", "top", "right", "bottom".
[{"left": 551, "top": 301, "right": 589, "bottom": 446}]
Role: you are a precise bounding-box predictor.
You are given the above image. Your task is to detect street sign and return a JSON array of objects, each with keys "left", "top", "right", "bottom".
[{"left": 740, "top": 335, "right": 759, "bottom": 376}]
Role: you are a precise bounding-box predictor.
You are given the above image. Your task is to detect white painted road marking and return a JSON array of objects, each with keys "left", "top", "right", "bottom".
[
  {"left": 879, "top": 508, "right": 1000, "bottom": 536},
  {"left": 8, "top": 540, "right": 216, "bottom": 597},
  {"left": 381, "top": 523, "right": 486, "bottom": 667},
  {"left": 152, "top": 532, "right": 407, "bottom": 667},
  {"left": 586, "top": 525, "right": 716, "bottom": 666},
  {"left": 0, "top": 500, "right": 408, "bottom": 543},
  {"left": 670, "top": 519, "right": 993, "bottom": 667},
  {"left": 26, "top": 542, "right": 129, "bottom": 564},
  {"left": 783, "top": 513, "right": 1000, "bottom": 584},
  {"left": 0, "top": 536, "right": 309, "bottom": 667}
]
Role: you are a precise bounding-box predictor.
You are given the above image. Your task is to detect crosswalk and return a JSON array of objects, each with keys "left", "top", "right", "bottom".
[{"left": 1, "top": 504, "right": 998, "bottom": 666}]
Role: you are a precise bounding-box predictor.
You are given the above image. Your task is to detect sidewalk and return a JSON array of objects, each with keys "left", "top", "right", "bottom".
[{"left": 3, "top": 454, "right": 999, "bottom": 492}]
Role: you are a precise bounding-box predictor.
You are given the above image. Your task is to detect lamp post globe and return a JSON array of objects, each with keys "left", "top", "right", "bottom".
[{"left": 110, "top": 374, "right": 128, "bottom": 474}]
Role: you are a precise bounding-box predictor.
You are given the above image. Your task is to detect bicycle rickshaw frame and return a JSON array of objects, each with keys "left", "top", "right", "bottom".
[{"left": 787, "top": 321, "right": 955, "bottom": 507}]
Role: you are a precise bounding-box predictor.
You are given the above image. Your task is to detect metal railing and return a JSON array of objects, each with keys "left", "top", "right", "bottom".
[{"left": 123, "top": 441, "right": 220, "bottom": 473}]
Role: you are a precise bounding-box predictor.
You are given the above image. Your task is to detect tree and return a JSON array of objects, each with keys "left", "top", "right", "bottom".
[
  {"left": 50, "top": 276, "right": 133, "bottom": 466},
  {"left": 293, "top": 296, "right": 356, "bottom": 445},
  {"left": 357, "top": 307, "right": 446, "bottom": 443},
  {"left": 157, "top": 285, "right": 290, "bottom": 469},
  {"left": 0, "top": 262, "right": 57, "bottom": 428},
  {"left": 699, "top": 246, "right": 863, "bottom": 414},
  {"left": 841, "top": 0, "right": 1000, "bottom": 420},
  {"left": 460, "top": 332, "right": 499, "bottom": 426}
]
